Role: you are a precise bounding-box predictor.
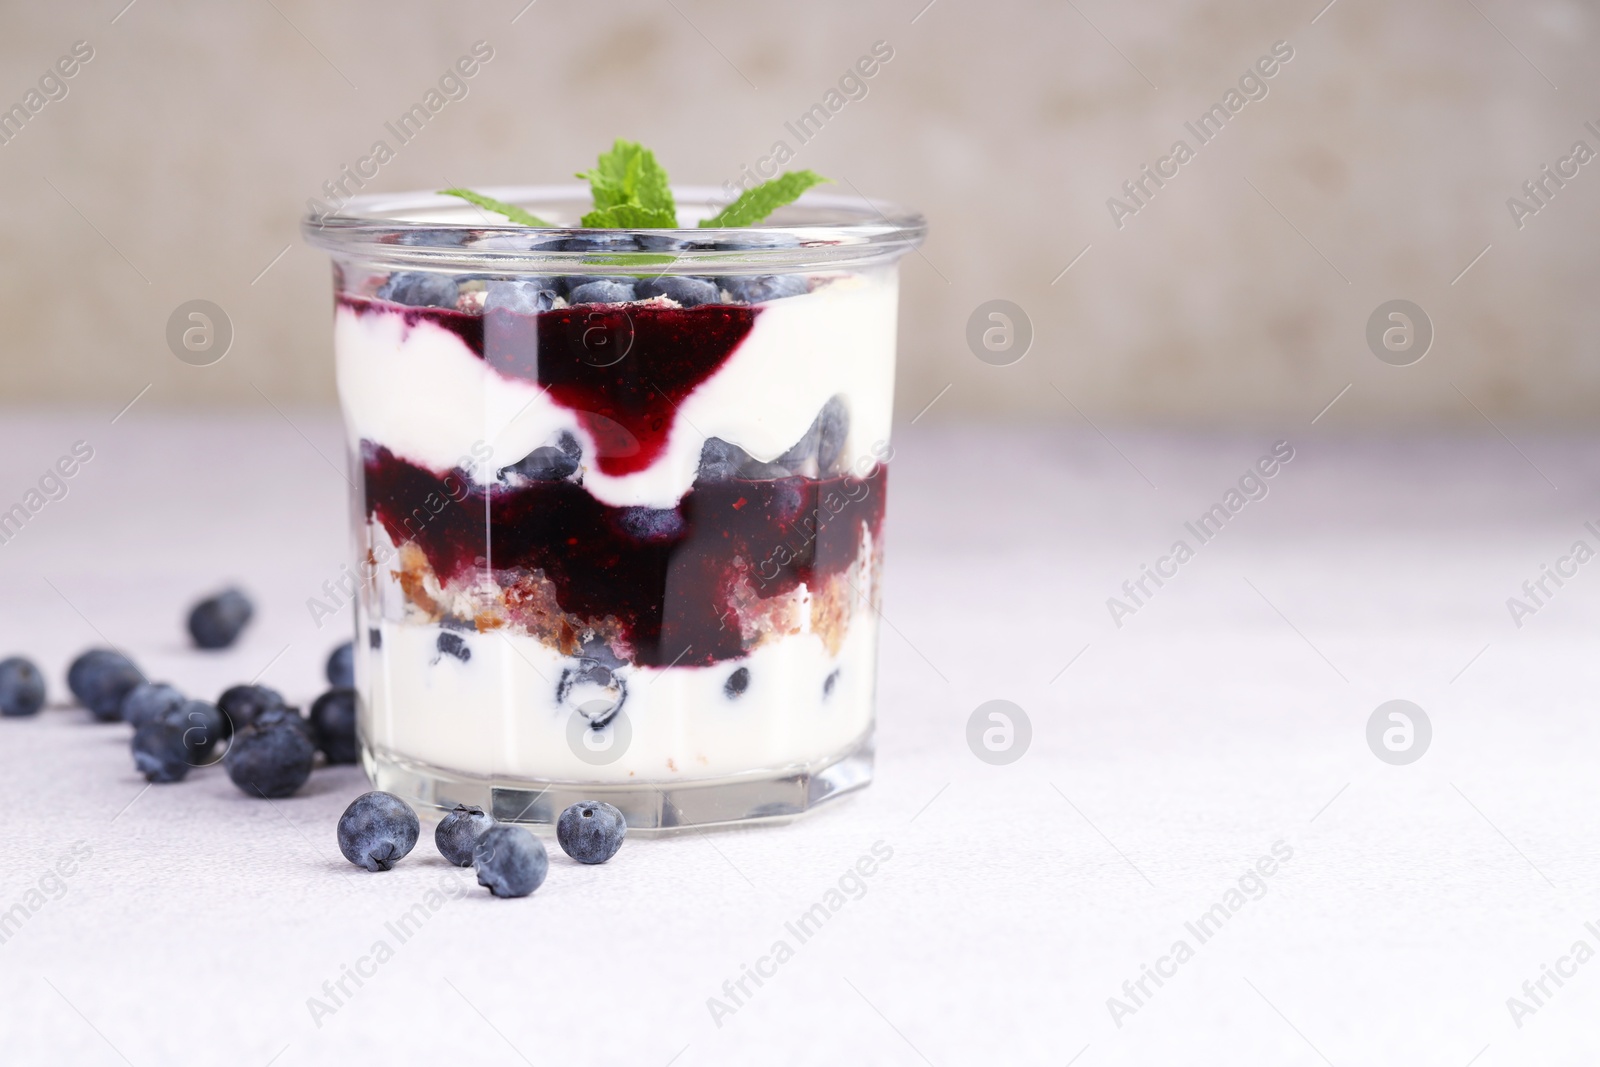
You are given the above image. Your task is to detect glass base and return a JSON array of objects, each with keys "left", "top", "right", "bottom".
[{"left": 362, "top": 732, "right": 874, "bottom": 836}]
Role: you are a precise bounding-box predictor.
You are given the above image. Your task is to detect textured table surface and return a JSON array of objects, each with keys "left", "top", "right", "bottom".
[{"left": 1, "top": 411, "right": 1598, "bottom": 1066}]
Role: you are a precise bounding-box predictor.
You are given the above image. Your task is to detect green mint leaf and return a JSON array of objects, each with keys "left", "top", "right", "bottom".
[
  {"left": 576, "top": 140, "right": 677, "bottom": 224},
  {"left": 580, "top": 203, "right": 679, "bottom": 229},
  {"left": 574, "top": 140, "right": 638, "bottom": 208},
  {"left": 438, "top": 188, "right": 551, "bottom": 227},
  {"left": 631, "top": 152, "right": 675, "bottom": 218},
  {"left": 700, "top": 170, "right": 830, "bottom": 228}
]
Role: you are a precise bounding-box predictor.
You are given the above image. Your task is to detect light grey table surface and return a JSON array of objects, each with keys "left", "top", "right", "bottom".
[{"left": 1, "top": 411, "right": 1597, "bottom": 1066}]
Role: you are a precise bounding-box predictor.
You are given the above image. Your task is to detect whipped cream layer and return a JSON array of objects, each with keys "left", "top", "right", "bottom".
[{"left": 334, "top": 272, "right": 899, "bottom": 509}]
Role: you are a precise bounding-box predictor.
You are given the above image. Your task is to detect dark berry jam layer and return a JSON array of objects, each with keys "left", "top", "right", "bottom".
[
  {"left": 362, "top": 443, "right": 887, "bottom": 667},
  {"left": 338, "top": 295, "right": 759, "bottom": 477}
]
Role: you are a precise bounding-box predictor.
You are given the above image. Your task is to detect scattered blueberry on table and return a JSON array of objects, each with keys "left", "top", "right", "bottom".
[
  {"left": 309, "top": 688, "right": 359, "bottom": 764},
  {"left": 224, "top": 720, "right": 315, "bottom": 798},
  {"left": 556, "top": 801, "right": 627, "bottom": 865},
  {"left": 120, "top": 682, "right": 185, "bottom": 730},
  {"left": 253, "top": 703, "right": 314, "bottom": 740},
  {"left": 325, "top": 641, "right": 355, "bottom": 689},
  {"left": 435, "top": 804, "right": 496, "bottom": 867},
  {"left": 166, "top": 699, "right": 225, "bottom": 763},
  {"left": 132, "top": 719, "right": 191, "bottom": 783},
  {"left": 2, "top": 632, "right": 636, "bottom": 900},
  {"left": 216, "top": 683, "right": 288, "bottom": 738},
  {"left": 473, "top": 825, "right": 548, "bottom": 898},
  {"left": 0, "top": 656, "right": 46, "bottom": 717},
  {"left": 67, "top": 648, "right": 142, "bottom": 722},
  {"left": 187, "top": 588, "right": 254, "bottom": 650},
  {"left": 338, "top": 791, "right": 420, "bottom": 872}
]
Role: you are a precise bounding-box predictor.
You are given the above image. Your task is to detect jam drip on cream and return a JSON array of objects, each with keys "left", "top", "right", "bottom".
[{"left": 337, "top": 295, "right": 759, "bottom": 476}]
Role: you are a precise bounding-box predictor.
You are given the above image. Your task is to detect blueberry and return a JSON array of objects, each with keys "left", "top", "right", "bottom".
[
  {"left": 437, "top": 632, "right": 470, "bottom": 663},
  {"left": 556, "top": 274, "right": 625, "bottom": 297},
  {"left": 560, "top": 668, "right": 626, "bottom": 729},
  {"left": 635, "top": 276, "right": 720, "bottom": 307},
  {"left": 696, "top": 437, "right": 799, "bottom": 482},
  {"left": 696, "top": 437, "right": 756, "bottom": 484},
  {"left": 398, "top": 230, "right": 469, "bottom": 248},
  {"left": 617, "top": 507, "right": 685, "bottom": 541},
  {"left": 187, "top": 588, "right": 254, "bottom": 650},
  {"left": 472, "top": 825, "right": 548, "bottom": 897},
  {"left": 485, "top": 279, "right": 556, "bottom": 316},
  {"left": 776, "top": 396, "right": 849, "bottom": 476},
  {"left": 580, "top": 636, "right": 625, "bottom": 672},
  {"left": 435, "top": 804, "right": 495, "bottom": 867},
  {"left": 368, "top": 628, "right": 382, "bottom": 650},
  {"left": 120, "top": 682, "right": 185, "bottom": 730},
  {"left": 254, "top": 704, "right": 314, "bottom": 741},
  {"left": 635, "top": 234, "right": 689, "bottom": 253},
  {"left": 567, "top": 280, "right": 635, "bottom": 304},
  {"left": 216, "top": 684, "right": 288, "bottom": 738},
  {"left": 824, "top": 669, "right": 839, "bottom": 698},
  {"left": 556, "top": 801, "right": 626, "bottom": 864},
  {"left": 0, "top": 657, "right": 46, "bottom": 717},
  {"left": 635, "top": 234, "right": 731, "bottom": 253},
  {"left": 718, "top": 275, "right": 809, "bottom": 303},
  {"left": 553, "top": 234, "right": 641, "bottom": 253},
  {"left": 816, "top": 396, "right": 849, "bottom": 475},
  {"left": 719, "top": 231, "right": 803, "bottom": 250},
  {"left": 508, "top": 446, "right": 577, "bottom": 480},
  {"left": 338, "top": 791, "right": 420, "bottom": 872},
  {"left": 768, "top": 478, "right": 806, "bottom": 525},
  {"left": 739, "top": 460, "right": 790, "bottom": 480},
  {"left": 326, "top": 641, "right": 355, "bottom": 689},
  {"left": 724, "top": 667, "right": 749, "bottom": 698},
  {"left": 66, "top": 649, "right": 142, "bottom": 722},
  {"left": 777, "top": 422, "right": 821, "bottom": 474},
  {"left": 224, "top": 721, "right": 315, "bottom": 799},
  {"left": 310, "top": 688, "right": 359, "bottom": 764},
  {"left": 132, "top": 720, "right": 191, "bottom": 783},
  {"left": 161, "top": 699, "right": 225, "bottom": 763},
  {"left": 502, "top": 433, "right": 580, "bottom": 483},
  {"left": 377, "top": 271, "right": 459, "bottom": 308}
]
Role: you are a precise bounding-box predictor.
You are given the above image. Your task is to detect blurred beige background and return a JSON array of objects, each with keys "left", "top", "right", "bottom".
[{"left": 1, "top": 0, "right": 1595, "bottom": 424}]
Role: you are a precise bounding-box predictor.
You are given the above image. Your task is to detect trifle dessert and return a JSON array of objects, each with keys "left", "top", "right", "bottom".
[{"left": 304, "top": 143, "right": 924, "bottom": 830}]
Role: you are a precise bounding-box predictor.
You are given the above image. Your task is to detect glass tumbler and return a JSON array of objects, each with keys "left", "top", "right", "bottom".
[{"left": 303, "top": 186, "right": 924, "bottom": 831}]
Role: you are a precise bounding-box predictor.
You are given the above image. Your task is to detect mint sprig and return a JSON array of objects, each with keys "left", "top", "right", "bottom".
[
  {"left": 438, "top": 188, "right": 551, "bottom": 227},
  {"left": 438, "top": 141, "right": 828, "bottom": 231},
  {"left": 699, "top": 170, "right": 830, "bottom": 228},
  {"left": 582, "top": 203, "right": 679, "bottom": 229},
  {"left": 577, "top": 139, "right": 676, "bottom": 226}
]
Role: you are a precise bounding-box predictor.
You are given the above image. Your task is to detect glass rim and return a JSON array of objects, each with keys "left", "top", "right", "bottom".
[{"left": 301, "top": 184, "right": 926, "bottom": 275}]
